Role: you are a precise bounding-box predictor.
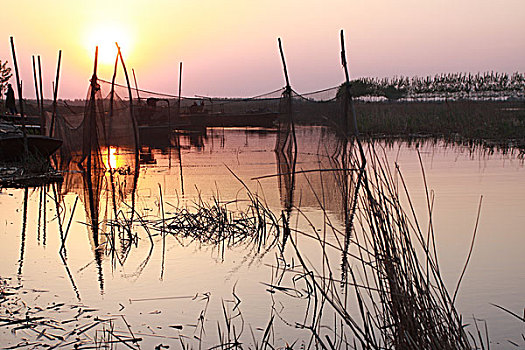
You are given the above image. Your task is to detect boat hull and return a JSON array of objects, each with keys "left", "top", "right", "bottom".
[{"left": 0, "top": 135, "right": 62, "bottom": 162}]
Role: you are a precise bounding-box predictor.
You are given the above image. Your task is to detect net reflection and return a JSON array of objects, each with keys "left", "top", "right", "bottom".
[
  {"left": 53, "top": 145, "right": 139, "bottom": 294},
  {"left": 275, "top": 126, "right": 360, "bottom": 288},
  {"left": 275, "top": 127, "right": 351, "bottom": 216}
]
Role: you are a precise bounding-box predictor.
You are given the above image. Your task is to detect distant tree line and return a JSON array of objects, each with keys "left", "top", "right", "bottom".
[{"left": 338, "top": 72, "right": 525, "bottom": 101}]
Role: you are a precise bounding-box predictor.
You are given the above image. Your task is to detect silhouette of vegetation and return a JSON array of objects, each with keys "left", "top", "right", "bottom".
[
  {"left": 0, "top": 60, "right": 13, "bottom": 102},
  {"left": 336, "top": 80, "right": 407, "bottom": 100},
  {"left": 337, "top": 72, "right": 525, "bottom": 101}
]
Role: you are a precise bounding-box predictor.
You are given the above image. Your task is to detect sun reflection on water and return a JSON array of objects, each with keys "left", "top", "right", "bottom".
[{"left": 102, "top": 146, "right": 119, "bottom": 170}]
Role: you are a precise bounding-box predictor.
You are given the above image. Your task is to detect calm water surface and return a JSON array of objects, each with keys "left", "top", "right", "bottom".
[{"left": 0, "top": 127, "right": 523, "bottom": 348}]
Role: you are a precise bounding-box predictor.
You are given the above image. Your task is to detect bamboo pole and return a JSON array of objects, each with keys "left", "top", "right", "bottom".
[
  {"left": 278, "top": 38, "right": 290, "bottom": 89},
  {"left": 339, "top": 29, "right": 366, "bottom": 254},
  {"left": 9, "top": 37, "right": 28, "bottom": 153},
  {"left": 177, "top": 62, "right": 182, "bottom": 117},
  {"left": 89, "top": 46, "right": 98, "bottom": 160},
  {"left": 167, "top": 98, "right": 172, "bottom": 169},
  {"left": 116, "top": 42, "right": 140, "bottom": 233},
  {"left": 177, "top": 61, "right": 184, "bottom": 195},
  {"left": 340, "top": 30, "right": 358, "bottom": 137},
  {"left": 37, "top": 56, "right": 45, "bottom": 134},
  {"left": 85, "top": 46, "right": 99, "bottom": 242},
  {"left": 277, "top": 38, "right": 297, "bottom": 153},
  {"left": 276, "top": 38, "right": 297, "bottom": 222},
  {"left": 116, "top": 43, "right": 139, "bottom": 163},
  {"left": 132, "top": 68, "right": 141, "bottom": 103},
  {"left": 108, "top": 50, "right": 119, "bottom": 145},
  {"left": 31, "top": 56, "right": 40, "bottom": 112},
  {"left": 49, "top": 50, "right": 62, "bottom": 137},
  {"left": 32, "top": 56, "right": 42, "bottom": 135},
  {"left": 108, "top": 51, "right": 121, "bottom": 224},
  {"left": 117, "top": 43, "right": 141, "bottom": 220}
]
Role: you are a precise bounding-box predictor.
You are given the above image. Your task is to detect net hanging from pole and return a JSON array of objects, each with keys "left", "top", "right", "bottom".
[{"left": 49, "top": 70, "right": 140, "bottom": 235}]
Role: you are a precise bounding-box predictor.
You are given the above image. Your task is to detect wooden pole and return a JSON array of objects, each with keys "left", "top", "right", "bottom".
[
  {"left": 9, "top": 36, "right": 28, "bottom": 153},
  {"left": 340, "top": 31, "right": 351, "bottom": 85},
  {"left": 116, "top": 42, "right": 140, "bottom": 229},
  {"left": 32, "top": 56, "right": 42, "bottom": 134},
  {"left": 32, "top": 56, "right": 40, "bottom": 110},
  {"left": 108, "top": 50, "right": 119, "bottom": 140},
  {"left": 177, "top": 61, "right": 184, "bottom": 195},
  {"left": 339, "top": 30, "right": 364, "bottom": 269},
  {"left": 108, "top": 50, "right": 120, "bottom": 222},
  {"left": 177, "top": 62, "right": 182, "bottom": 117},
  {"left": 85, "top": 46, "right": 99, "bottom": 239},
  {"left": 277, "top": 38, "right": 296, "bottom": 153},
  {"left": 278, "top": 38, "right": 290, "bottom": 89},
  {"left": 340, "top": 30, "right": 358, "bottom": 136},
  {"left": 49, "top": 50, "right": 62, "bottom": 137},
  {"left": 132, "top": 68, "right": 141, "bottom": 103},
  {"left": 166, "top": 99, "right": 171, "bottom": 131},
  {"left": 339, "top": 30, "right": 367, "bottom": 250},
  {"left": 37, "top": 56, "right": 45, "bottom": 134},
  {"left": 88, "top": 46, "right": 98, "bottom": 170},
  {"left": 116, "top": 43, "right": 139, "bottom": 164},
  {"left": 166, "top": 98, "right": 172, "bottom": 169},
  {"left": 174, "top": 62, "right": 183, "bottom": 130}
]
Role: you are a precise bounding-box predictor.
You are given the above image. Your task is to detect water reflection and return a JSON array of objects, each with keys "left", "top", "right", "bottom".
[
  {"left": 37, "top": 186, "right": 47, "bottom": 245},
  {"left": 50, "top": 122, "right": 222, "bottom": 292},
  {"left": 50, "top": 143, "right": 140, "bottom": 294},
  {"left": 17, "top": 188, "right": 28, "bottom": 278},
  {"left": 43, "top": 123, "right": 284, "bottom": 296},
  {"left": 2, "top": 126, "right": 524, "bottom": 348},
  {"left": 14, "top": 127, "right": 525, "bottom": 283}
]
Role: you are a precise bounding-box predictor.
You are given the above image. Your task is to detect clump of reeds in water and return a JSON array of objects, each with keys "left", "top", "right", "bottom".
[
  {"left": 268, "top": 139, "right": 480, "bottom": 349},
  {"left": 104, "top": 183, "right": 282, "bottom": 262},
  {"left": 151, "top": 191, "right": 281, "bottom": 252}
]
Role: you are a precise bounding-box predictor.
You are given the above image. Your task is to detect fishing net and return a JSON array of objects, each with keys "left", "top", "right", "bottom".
[
  {"left": 274, "top": 85, "right": 352, "bottom": 157},
  {"left": 51, "top": 74, "right": 139, "bottom": 197},
  {"left": 48, "top": 70, "right": 140, "bottom": 265},
  {"left": 49, "top": 56, "right": 419, "bottom": 240},
  {"left": 51, "top": 77, "right": 138, "bottom": 164}
]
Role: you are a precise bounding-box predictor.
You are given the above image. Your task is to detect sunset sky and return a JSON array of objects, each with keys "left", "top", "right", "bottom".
[{"left": 2, "top": 0, "right": 524, "bottom": 99}]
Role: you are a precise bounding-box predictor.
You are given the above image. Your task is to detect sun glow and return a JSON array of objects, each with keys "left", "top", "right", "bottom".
[
  {"left": 102, "top": 146, "right": 119, "bottom": 169},
  {"left": 85, "top": 24, "right": 133, "bottom": 64}
]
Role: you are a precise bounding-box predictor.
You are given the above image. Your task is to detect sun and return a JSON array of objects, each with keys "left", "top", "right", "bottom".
[{"left": 85, "top": 23, "right": 133, "bottom": 64}]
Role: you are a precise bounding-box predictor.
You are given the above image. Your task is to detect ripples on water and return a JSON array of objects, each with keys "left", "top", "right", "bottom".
[{"left": 0, "top": 127, "right": 523, "bottom": 348}]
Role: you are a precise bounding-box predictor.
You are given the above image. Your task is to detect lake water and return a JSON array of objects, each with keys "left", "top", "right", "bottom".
[{"left": 0, "top": 126, "right": 523, "bottom": 348}]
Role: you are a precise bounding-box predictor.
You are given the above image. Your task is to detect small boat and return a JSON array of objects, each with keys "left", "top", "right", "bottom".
[{"left": 0, "top": 122, "right": 62, "bottom": 162}]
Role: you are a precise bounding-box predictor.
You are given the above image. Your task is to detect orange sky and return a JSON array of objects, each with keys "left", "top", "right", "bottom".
[{"left": 2, "top": 0, "right": 524, "bottom": 99}]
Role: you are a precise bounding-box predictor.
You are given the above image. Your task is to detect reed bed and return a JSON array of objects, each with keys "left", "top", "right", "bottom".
[
  {"left": 344, "top": 72, "right": 525, "bottom": 100},
  {"left": 353, "top": 100, "right": 525, "bottom": 150},
  {"left": 261, "top": 139, "right": 482, "bottom": 349},
  {"left": 288, "top": 98, "right": 525, "bottom": 152}
]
